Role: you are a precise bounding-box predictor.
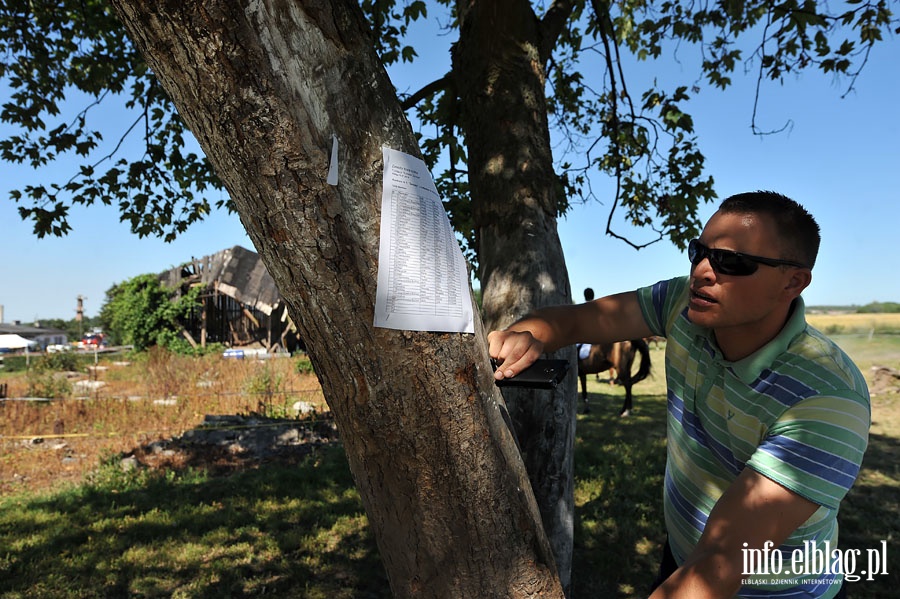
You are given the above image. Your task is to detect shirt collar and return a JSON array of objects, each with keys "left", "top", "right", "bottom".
[{"left": 687, "top": 297, "right": 808, "bottom": 384}]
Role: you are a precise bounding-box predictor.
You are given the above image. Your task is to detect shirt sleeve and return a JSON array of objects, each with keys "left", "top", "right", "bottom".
[
  {"left": 745, "top": 392, "right": 870, "bottom": 509},
  {"left": 637, "top": 276, "right": 690, "bottom": 337}
]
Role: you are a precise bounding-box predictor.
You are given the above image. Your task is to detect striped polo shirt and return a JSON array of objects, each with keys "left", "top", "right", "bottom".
[{"left": 638, "top": 276, "right": 870, "bottom": 598}]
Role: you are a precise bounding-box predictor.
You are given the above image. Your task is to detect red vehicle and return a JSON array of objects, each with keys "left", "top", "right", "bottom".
[{"left": 80, "top": 333, "right": 106, "bottom": 348}]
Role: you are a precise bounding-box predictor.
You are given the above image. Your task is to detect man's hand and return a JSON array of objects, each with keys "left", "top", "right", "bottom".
[
  {"left": 487, "top": 329, "right": 545, "bottom": 380},
  {"left": 486, "top": 290, "right": 651, "bottom": 381}
]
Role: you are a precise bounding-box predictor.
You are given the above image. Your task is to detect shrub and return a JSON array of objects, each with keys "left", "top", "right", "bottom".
[
  {"left": 100, "top": 274, "right": 206, "bottom": 352},
  {"left": 41, "top": 350, "right": 81, "bottom": 372},
  {"left": 25, "top": 355, "right": 73, "bottom": 399},
  {"left": 856, "top": 301, "right": 900, "bottom": 314},
  {"left": 0, "top": 354, "right": 28, "bottom": 372}
]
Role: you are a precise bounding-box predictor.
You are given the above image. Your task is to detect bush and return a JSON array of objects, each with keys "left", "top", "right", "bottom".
[
  {"left": 100, "top": 274, "right": 206, "bottom": 352},
  {"left": 856, "top": 301, "right": 900, "bottom": 314},
  {"left": 25, "top": 355, "right": 73, "bottom": 399},
  {"left": 41, "top": 351, "right": 81, "bottom": 372},
  {"left": 0, "top": 354, "right": 28, "bottom": 372}
]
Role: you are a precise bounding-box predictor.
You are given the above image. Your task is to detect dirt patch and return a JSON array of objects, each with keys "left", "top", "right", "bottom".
[
  {"left": 126, "top": 414, "right": 341, "bottom": 475},
  {"left": 1, "top": 414, "right": 340, "bottom": 496},
  {"left": 870, "top": 365, "right": 900, "bottom": 396}
]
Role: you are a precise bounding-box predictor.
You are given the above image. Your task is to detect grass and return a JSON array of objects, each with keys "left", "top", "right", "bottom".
[
  {"left": 0, "top": 447, "right": 386, "bottom": 598},
  {"left": 1, "top": 334, "right": 898, "bottom": 598},
  {"left": 572, "top": 388, "right": 667, "bottom": 597}
]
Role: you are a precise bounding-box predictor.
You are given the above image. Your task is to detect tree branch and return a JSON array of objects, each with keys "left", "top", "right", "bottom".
[
  {"left": 539, "top": 0, "right": 580, "bottom": 64},
  {"left": 399, "top": 72, "right": 452, "bottom": 110}
]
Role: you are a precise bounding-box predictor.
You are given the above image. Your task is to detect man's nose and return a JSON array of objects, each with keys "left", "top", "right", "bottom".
[{"left": 691, "top": 257, "right": 716, "bottom": 281}]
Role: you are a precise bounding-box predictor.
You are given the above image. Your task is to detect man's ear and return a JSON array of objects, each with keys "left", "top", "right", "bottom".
[{"left": 783, "top": 269, "right": 813, "bottom": 300}]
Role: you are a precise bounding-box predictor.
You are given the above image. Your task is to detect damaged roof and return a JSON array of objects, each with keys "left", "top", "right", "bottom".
[{"left": 159, "top": 246, "right": 282, "bottom": 315}]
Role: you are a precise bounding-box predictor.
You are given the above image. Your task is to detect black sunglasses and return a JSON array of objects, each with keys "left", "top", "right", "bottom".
[{"left": 688, "top": 239, "right": 808, "bottom": 276}]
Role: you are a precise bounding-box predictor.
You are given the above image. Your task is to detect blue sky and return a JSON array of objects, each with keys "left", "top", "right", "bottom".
[{"left": 1, "top": 9, "right": 898, "bottom": 325}]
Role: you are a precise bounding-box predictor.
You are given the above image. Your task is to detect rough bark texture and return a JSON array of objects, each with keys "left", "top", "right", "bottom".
[
  {"left": 108, "top": 1, "right": 564, "bottom": 597},
  {"left": 454, "top": 0, "right": 578, "bottom": 593}
]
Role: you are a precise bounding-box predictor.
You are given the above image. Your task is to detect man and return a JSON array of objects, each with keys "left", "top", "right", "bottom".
[
  {"left": 577, "top": 287, "right": 595, "bottom": 362},
  {"left": 489, "top": 191, "right": 869, "bottom": 598}
]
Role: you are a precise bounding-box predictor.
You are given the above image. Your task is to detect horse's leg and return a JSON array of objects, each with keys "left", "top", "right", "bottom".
[
  {"left": 579, "top": 371, "right": 590, "bottom": 413},
  {"left": 618, "top": 344, "right": 634, "bottom": 417},
  {"left": 620, "top": 384, "right": 632, "bottom": 417}
]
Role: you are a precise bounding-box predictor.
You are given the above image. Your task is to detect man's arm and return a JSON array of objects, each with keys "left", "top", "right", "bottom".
[
  {"left": 487, "top": 290, "right": 652, "bottom": 379},
  {"left": 649, "top": 467, "right": 820, "bottom": 599}
]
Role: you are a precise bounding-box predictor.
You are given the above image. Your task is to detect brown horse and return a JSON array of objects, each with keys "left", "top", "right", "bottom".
[{"left": 577, "top": 339, "right": 651, "bottom": 416}]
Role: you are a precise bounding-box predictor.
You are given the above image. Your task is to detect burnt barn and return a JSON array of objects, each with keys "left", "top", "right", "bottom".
[{"left": 159, "top": 246, "right": 303, "bottom": 353}]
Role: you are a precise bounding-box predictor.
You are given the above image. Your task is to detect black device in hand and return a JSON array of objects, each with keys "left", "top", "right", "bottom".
[{"left": 492, "top": 358, "right": 570, "bottom": 389}]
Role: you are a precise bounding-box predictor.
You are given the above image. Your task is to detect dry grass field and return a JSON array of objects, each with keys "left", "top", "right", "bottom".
[
  {"left": 807, "top": 311, "right": 900, "bottom": 335},
  {"left": 0, "top": 349, "right": 326, "bottom": 495}
]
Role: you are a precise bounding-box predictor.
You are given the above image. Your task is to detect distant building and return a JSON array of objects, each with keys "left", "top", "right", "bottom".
[
  {"left": 0, "top": 322, "right": 68, "bottom": 350},
  {"left": 159, "top": 245, "right": 303, "bottom": 352}
]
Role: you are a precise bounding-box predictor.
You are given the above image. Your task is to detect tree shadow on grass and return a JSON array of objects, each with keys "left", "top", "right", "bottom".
[
  {"left": 838, "top": 430, "right": 900, "bottom": 599},
  {"left": 3, "top": 392, "right": 671, "bottom": 599},
  {"left": 571, "top": 391, "right": 668, "bottom": 599},
  {"left": 0, "top": 445, "right": 391, "bottom": 598}
]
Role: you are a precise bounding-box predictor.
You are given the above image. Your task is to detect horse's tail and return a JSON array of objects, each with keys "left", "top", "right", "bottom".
[{"left": 630, "top": 338, "right": 652, "bottom": 384}]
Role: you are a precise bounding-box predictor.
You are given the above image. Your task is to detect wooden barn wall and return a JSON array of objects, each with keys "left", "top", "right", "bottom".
[{"left": 180, "top": 289, "right": 303, "bottom": 352}]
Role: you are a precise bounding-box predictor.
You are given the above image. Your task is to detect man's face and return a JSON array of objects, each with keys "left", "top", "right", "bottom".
[{"left": 687, "top": 211, "right": 802, "bottom": 339}]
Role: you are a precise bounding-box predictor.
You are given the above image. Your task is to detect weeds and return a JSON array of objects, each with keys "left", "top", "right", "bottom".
[
  {"left": 295, "top": 354, "right": 315, "bottom": 375},
  {"left": 24, "top": 355, "right": 73, "bottom": 399},
  {"left": 0, "top": 348, "right": 326, "bottom": 496},
  {"left": 245, "top": 363, "right": 287, "bottom": 417},
  {"left": 0, "top": 444, "right": 385, "bottom": 599}
]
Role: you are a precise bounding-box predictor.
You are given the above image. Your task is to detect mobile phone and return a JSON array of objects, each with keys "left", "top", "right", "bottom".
[{"left": 493, "top": 358, "right": 570, "bottom": 389}]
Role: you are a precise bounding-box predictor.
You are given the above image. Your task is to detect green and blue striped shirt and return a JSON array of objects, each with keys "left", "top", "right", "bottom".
[{"left": 638, "top": 276, "right": 870, "bottom": 598}]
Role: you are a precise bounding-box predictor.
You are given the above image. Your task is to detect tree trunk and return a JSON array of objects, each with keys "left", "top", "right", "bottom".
[
  {"left": 454, "top": 1, "right": 577, "bottom": 592},
  {"left": 108, "top": 1, "right": 564, "bottom": 597}
]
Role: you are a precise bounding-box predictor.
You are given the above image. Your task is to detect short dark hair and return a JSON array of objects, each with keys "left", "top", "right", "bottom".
[
  {"left": 718, "top": 191, "right": 821, "bottom": 268},
  {"left": 584, "top": 287, "right": 595, "bottom": 301}
]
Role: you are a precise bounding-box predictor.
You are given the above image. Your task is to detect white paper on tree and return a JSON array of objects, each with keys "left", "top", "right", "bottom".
[
  {"left": 374, "top": 147, "right": 475, "bottom": 333},
  {"left": 326, "top": 135, "right": 339, "bottom": 185}
]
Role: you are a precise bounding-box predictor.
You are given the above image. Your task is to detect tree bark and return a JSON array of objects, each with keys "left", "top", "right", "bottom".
[
  {"left": 454, "top": 0, "right": 578, "bottom": 592},
  {"left": 108, "top": 1, "right": 564, "bottom": 597}
]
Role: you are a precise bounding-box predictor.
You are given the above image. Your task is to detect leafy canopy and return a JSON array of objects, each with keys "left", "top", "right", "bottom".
[
  {"left": 98, "top": 273, "right": 203, "bottom": 352},
  {"left": 2, "top": 0, "right": 896, "bottom": 253},
  {"left": 1, "top": 0, "right": 224, "bottom": 240},
  {"left": 399, "top": 0, "right": 896, "bottom": 253}
]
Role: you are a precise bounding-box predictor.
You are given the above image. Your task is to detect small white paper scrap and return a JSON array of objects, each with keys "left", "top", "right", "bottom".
[
  {"left": 374, "top": 147, "right": 475, "bottom": 334},
  {"left": 327, "top": 134, "right": 339, "bottom": 185}
]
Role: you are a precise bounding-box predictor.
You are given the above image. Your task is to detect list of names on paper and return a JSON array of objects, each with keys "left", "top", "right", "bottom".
[{"left": 374, "top": 147, "right": 475, "bottom": 333}]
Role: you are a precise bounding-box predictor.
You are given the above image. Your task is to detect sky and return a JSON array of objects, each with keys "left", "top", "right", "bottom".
[{"left": 1, "top": 7, "right": 898, "bottom": 326}]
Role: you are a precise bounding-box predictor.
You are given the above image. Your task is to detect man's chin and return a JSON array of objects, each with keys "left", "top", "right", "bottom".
[{"left": 686, "top": 306, "right": 716, "bottom": 329}]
